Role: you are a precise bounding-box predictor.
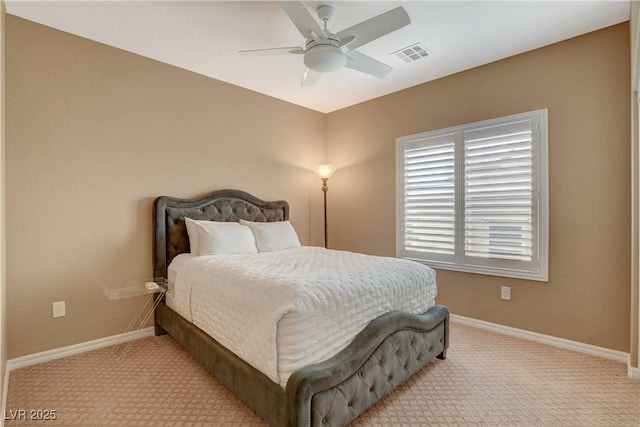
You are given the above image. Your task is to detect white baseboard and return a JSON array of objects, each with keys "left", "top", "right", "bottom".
[
  {"left": 450, "top": 314, "right": 630, "bottom": 364},
  {"left": 628, "top": 365, "right": 640, "bottom": 379},
  {"left": 1, "top": 361, "right": 6, "bottom": 427},
  {"left": 5, "top": 327, "right": 154, "bottom": 373}
]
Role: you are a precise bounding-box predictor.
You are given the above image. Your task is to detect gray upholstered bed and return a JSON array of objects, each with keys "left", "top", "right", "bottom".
[{"left": 153, "top": 189, "right": 449, "bottom": 427}]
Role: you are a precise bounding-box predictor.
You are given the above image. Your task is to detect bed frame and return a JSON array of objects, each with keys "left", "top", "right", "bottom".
[{"left": 153, "top": 189, "right": 449, "bottom": 427}]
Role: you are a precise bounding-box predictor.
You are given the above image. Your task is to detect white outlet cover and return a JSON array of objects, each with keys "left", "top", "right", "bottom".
[
  {"left": 52, "top": 301, "right": 66, "bottom": 318},
  {"left": 500, "top": 286, "right": 511, "bottom": 301}
]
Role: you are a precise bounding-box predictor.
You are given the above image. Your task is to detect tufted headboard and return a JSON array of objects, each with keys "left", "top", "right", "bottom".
[{"left": 153, "top": 189, "right": 289, "bottom": 278}]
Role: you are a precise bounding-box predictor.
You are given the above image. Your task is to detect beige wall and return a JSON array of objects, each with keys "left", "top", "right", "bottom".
[
  {"left": 5, "top": 16, "right": 326, "bottom": 358},
  {"left": 326, "top": 23, "right": 631, "bottom": 352},
  {"left": 630, "top": 1, "right": 640, "bottom": 370},
  {"left": 1, "top": 0, "right": 7, "bottom": 405}
]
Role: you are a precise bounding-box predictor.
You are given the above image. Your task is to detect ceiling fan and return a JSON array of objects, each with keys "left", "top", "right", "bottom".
[{"left": 239, "top": 1, "right": 411, "bottom": 86}]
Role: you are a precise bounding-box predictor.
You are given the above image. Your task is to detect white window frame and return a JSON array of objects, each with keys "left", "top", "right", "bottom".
[{"left": 396, "top": 109, "right": 549, "bottom": 282}]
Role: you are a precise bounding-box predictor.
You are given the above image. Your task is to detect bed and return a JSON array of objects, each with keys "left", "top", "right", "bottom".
[{"left": 153, "top": 189, "right": 449, "bottom": 427}]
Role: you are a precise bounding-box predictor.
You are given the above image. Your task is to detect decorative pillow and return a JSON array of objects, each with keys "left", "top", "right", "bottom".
[
  {"left": 240, "top": 220, "right": 301, "bottom": 252},
  {"left": 197, "top": 221, "right": 258, "bottom": 255}
]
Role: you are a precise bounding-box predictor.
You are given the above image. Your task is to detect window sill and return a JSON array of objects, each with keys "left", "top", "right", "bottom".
[{"left": 401, "top": 257, "right": 549, "bottom": 282}]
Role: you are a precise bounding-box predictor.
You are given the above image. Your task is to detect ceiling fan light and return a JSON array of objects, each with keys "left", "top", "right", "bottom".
[{"left": 304, "top": 45, "right": 346, "bottom": 73}]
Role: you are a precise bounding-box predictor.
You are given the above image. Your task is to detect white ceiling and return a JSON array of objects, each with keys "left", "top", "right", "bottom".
[{"left": 5, "top": 0, "right": 631, "bottom": 113}]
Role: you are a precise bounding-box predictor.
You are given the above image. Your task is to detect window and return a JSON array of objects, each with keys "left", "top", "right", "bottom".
[{"left": 396, "top": 109, "right": 548, "bottom": 281}]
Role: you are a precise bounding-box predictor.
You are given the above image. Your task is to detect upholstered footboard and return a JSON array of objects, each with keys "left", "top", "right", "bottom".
[
  {"left": 156, "top": 302, "right": 448, "bottom": 427},
  {"left": 287, "top": 305, "right": 449, "bottom": 427}
]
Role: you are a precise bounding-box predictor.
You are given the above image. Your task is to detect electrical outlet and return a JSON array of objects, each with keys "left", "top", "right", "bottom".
[
  {"left": 52, "top": 301, "right": 66, "bottom": 318},
  {"left": 500, "top": 286, "right": 511, "bottom": 301}
]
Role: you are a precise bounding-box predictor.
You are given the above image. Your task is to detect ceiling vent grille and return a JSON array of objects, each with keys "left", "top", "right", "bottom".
[{"left": 393, "top": 43, "right": 431, "bottom": 63}]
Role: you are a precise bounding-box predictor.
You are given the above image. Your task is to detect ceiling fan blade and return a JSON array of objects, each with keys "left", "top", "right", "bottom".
[
  {"left": 338, "top": 35, "right": 355, "bottom": 47},
  {"left": 337, "top": 7, "right": 410, "bottom": 50},
  {"left": 239, "top": 47, "right": 305, "bottom": 56},
  {"left": 301, "top": 68, "right": 321, "bottom": 86},
  {"left": 280, "top": 1, "right": 327, "bottom": 42},
  {"left": 345, "top": 50, "right": 393, "bottom": 79}
]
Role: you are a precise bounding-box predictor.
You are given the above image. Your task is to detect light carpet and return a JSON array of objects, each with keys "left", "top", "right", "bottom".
[{"left": 5, "top": 324, "right": 639, "bottom": 426}]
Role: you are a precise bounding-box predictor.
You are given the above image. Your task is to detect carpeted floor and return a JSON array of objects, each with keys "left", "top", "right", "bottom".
[{"left": 5, "top": 323, "right": 640, "bottom": 426}]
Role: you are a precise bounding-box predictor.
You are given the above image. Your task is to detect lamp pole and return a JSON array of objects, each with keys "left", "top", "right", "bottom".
[
  {"left": 315, "top": 164, "right": 336, "bottom": 249},
  {"left": 322, "top": 177, "right": 329, "bottom": 248}
]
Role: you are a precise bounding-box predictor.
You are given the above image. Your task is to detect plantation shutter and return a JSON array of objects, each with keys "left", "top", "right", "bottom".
[
  {"left": 463, "top": 120, "right": 535, "bottom": 263},
  {"left": 396, "top": 109, "right": 548, "bottom": 281},
  {"left": 401, "top": 134, "right": 456, "bottom": 261}
]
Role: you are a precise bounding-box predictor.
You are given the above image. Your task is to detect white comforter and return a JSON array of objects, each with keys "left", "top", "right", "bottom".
[{"left": 173, "top": 246, "right": 437, "bottom": 387}]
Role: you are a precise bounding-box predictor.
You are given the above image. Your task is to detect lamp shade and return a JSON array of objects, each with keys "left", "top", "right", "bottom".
[{"left": 315, "top": 164, "right": 336, "bottom": 179}]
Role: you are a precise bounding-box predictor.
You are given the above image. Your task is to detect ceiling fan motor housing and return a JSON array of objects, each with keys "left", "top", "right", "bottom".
[{"left": 304, "top": 34, "right": 346, "bottom": 73}]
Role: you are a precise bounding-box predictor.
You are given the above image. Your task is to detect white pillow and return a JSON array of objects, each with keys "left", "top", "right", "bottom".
[
  {"left": 197, "top": 221, "right": 258, "bottom": 255},
  {"left": 185, "top": 218, "right": 204, "bottom": 255},
  {"left": 240, "top": 220, "right": 301, "bottom": 252}
]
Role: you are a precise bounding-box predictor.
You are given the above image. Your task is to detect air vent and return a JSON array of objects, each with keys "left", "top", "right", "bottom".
[{"left": 392, "top": 43, "right": 431, "bottom": 63}]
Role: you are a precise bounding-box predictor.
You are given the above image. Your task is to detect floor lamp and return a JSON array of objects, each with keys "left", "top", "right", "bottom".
[{"left": 315, "top": 164, "right": 336, "bottom": 249}]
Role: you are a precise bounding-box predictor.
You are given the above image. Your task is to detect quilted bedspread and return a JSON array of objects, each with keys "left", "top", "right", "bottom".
[{"left": 173, "top": 247, "right": 437, "bottom": 387}]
